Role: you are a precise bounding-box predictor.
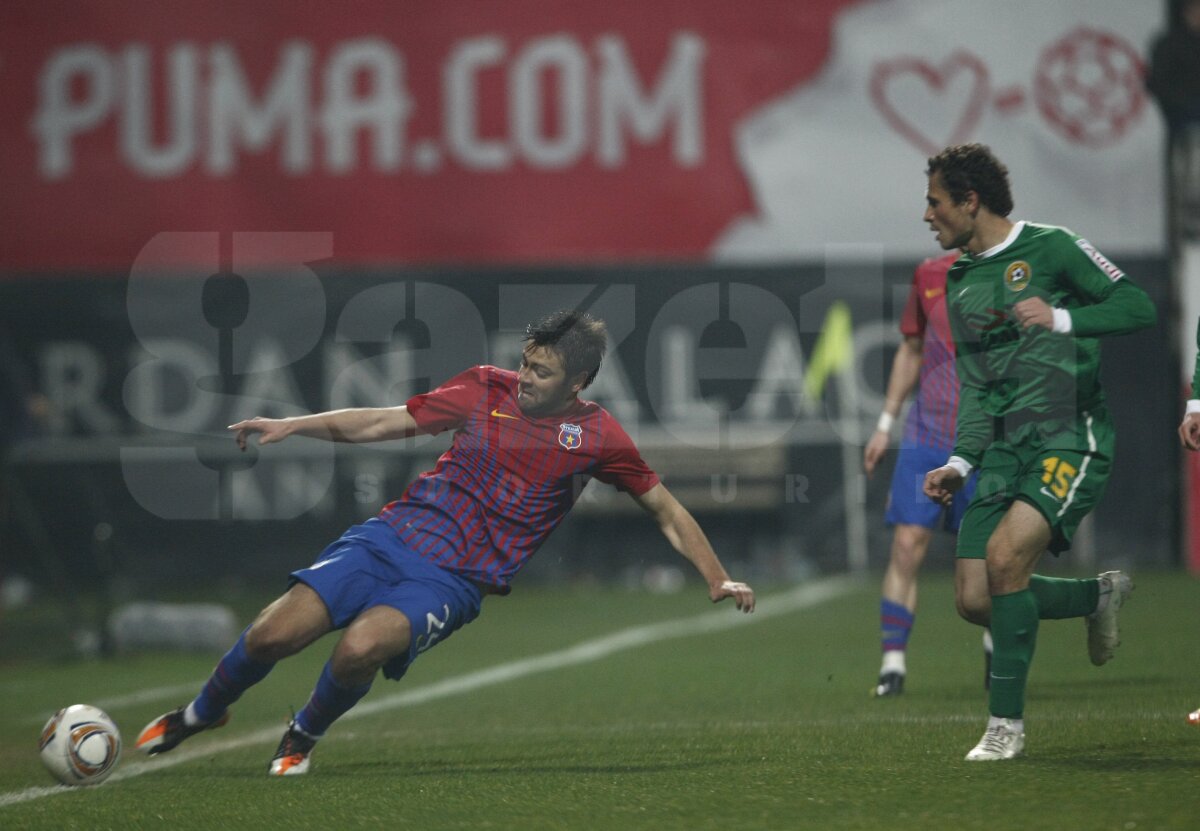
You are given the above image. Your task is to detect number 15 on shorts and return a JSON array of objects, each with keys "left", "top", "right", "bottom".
[{"left": 1040, "top": 456, "right": 1078, "bottom": 500}]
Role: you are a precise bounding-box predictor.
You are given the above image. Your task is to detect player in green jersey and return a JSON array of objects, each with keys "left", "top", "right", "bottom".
[
  {"left": 1180, "top": 317, "right": 1200, "bottom": 728},
  {"left": 919, "top": 144, "right": 1157, "bottom": 761},
  {"left": 1178, "top": 317, "right": 1200, "bottom": 451}
]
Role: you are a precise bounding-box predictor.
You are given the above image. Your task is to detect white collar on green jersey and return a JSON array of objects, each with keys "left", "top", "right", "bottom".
[{"left": 975, "top": 220, "right": 1026, "bottom": 260}]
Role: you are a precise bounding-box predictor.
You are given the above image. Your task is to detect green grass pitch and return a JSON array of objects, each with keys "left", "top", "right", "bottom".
[{"left": 1, "top": 571, "right": 1197, "bottom": 830}]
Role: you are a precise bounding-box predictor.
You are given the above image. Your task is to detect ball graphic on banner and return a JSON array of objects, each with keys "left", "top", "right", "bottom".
[{"left": 1034, "top": 27, "right": 1144, "bottom": 147}]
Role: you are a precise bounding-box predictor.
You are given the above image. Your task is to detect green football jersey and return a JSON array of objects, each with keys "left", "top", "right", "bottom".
[
  {"left": 947, "top": 221, "right": 1156, "bottom": 466},
  {"left": 1193, "top": 316, "right": 1200, "bottom": 400}
]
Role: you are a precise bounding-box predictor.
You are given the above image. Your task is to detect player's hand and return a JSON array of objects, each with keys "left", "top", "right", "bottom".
[
  {"left": 1011, "top": 297, "right": 1054, "bottom": 331},
  {"left": 1180, "top": 413, "right": 1200, "bottom": 451},
  {"left": 863, "top": 429, "right": 890, "bottom": 477},
  {"left": 923, "top": 465, "right": 963, "bottom": 507},
  {"left": 711, "top": 580, "right": 755, "bottom": 613},
  {"left": 228, "top": 417, "right": 290, "bottom": 451}
]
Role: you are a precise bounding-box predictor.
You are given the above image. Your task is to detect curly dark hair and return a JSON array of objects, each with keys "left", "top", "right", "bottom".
[
  {"left": 523, "top": 309, "right": 607, "bottom": 389},
  {"left": 926, "top": 143, "right": 1014, "bottom": 217}
]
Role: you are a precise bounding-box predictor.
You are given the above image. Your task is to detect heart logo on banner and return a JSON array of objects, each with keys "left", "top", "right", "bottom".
[{"left": 869, "top": 52, "right": 991, "bottom": 156}]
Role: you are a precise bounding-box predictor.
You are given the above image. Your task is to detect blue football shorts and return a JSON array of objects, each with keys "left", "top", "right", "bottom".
[
  {"left": 884, "top": 442, "right": 977, "bottom": 532},
  {"left": 289, "top": 518, "right": 483, "bottom": 681}
]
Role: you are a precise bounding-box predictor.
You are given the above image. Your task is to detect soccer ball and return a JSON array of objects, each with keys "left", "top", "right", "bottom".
[{"left": 38, "top": 704, "right": 122, "bottom": 786}]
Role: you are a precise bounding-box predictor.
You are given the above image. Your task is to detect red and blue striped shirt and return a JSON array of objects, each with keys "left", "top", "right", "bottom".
[
  {"left": 379, "top": 365, "right": 659, "bottom": 594},
  {"left": 899, "top": 253, "right": 960, "bottom": 450}
]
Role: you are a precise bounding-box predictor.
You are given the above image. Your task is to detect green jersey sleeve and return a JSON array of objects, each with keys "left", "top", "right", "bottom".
[
  {"left": 1056, "top": 234, "right": 1156, "bottom": 336},
  {"left": 1193, "top": 316, "right": 1200, "bottom": 400}
]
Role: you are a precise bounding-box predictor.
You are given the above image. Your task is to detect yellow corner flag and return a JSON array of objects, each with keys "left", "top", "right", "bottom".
[{"left": 804, "top": 301, "right": 854, "bottom": 401}]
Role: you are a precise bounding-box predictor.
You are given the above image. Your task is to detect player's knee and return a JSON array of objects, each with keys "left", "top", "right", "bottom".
[
  {"left": 955, "top": 598, "right": 984, "bottom": 625},
  {"left": 890, "top": 526, "right": 929, "bottom": 575},
  {"left": 890, "top": 543, "right": 922, "bottom": 576},
  {"left": 243, "top": 585, "right": 330, "bottom": 662},
  {"left": 984, "top": 545, "right": 1023, "bottom": 591},
  {"left": 955, "top": 591, "right": 989, "bottom": 625},
  {"left": 244, "top": 619, "right": 303, "bottom": 662},
  {"left": 332, "top": 632, "right": 393, "bottom": 680}
]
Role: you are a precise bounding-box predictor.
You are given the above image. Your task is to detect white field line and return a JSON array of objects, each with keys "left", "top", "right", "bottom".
[
  {"left": 1, "top": 576, "right": 857, "bottom": 809},
  {"left": 25, "top": 682, "right": 210, "bottom": 726}
]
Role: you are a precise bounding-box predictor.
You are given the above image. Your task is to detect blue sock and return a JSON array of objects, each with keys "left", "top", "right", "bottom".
[
  {"left": 191, "top": 630, "right": 275, "bottom": 724},
  {"left": 881, "top": 599, "right": 915, "bottom": 653},
  {"left": 295, "top": 661, "right": 374, "bottom": 738}
]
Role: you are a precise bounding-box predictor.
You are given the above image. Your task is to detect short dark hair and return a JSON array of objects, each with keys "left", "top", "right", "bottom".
[
  {"left": 523, "top": 309, "right": 607, "bottom": 389},
  {"left": 926, "top": 143, "right": 1014, "bottom": 217}
]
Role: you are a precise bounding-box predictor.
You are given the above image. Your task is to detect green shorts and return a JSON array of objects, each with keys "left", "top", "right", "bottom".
[{"left": 956, "top": 408, "right": 1114, "bottom": 558}]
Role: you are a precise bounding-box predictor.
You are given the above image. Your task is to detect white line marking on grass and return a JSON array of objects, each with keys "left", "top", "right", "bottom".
[
  {"left": 0, "top": 576, "right": 858, "bottom": 808},
  {"left": 94, "top": 682, "right": 209, "bottom": 712},
  {"left": 356, "top": 575, "right": 858, "bottom": 717},
  {"left": 25, "top": 682, "right": 209, "bottom": 725}
]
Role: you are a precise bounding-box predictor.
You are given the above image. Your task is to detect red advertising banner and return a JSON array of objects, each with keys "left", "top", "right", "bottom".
[
  {"left": 0, "top": 1, "right": 855, "bottom": 271},
  {"left": 0, "top": 1, "right": 1166, "bottom": 272}
]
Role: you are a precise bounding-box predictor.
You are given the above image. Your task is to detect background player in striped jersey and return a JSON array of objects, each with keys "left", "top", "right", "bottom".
[
  {"left": 921, "top": 144, "right": 1156, "bottom": 760},
  {"left": 135, "top": 309, "right": 755, "bottom": 775},
  {"left": 864, "top": 252, "right": 981, "bottom": 697}
]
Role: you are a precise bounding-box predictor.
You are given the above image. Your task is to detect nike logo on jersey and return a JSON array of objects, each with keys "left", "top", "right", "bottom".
[
  {"left": 491, "top": 408, "right": 519, "bottom": 420},
  {"left": 924, "top": 287, "right": 944, "bottom": 299}
]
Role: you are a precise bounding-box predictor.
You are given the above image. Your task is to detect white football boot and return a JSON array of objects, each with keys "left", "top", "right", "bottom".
[
  {"left": 1086, "top": 570, "right": 1132, "bottom": 666},
  {"left": 965, "top": 719, "right": 1025, "bottom": 761}
]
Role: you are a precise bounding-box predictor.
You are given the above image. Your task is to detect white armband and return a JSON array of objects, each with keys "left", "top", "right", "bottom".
[
  {"left": 1051, "top": 308, "right": 1073, "bottom": 334},
  {"left": 1187, "top": 399, "right": 1200, "bottom": 416},
  {"left": 876, "top": 412, "right": 896, "bottom": 434},
  {"left": 945, "top": 456, "right": 973, "bottom": 478}
]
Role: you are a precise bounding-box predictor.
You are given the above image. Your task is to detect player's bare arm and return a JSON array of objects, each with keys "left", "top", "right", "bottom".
[
  {"left": 632, "top": 482, "right": 755, "bottom": 613},
  {"left": 1180, "top": 413, "right": 1200, "bottom": 451},
  {"left": 864, "top": 334, "right": 923, "bottom": 476},
  {"left": 229, "top": 406, "right": 423, "bottom": 450},
  {"left": 922, "top": 465, "right": 963, "bottom": 507}
]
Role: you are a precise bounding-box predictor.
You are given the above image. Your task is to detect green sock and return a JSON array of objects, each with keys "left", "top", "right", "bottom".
[
  {"left": 988, "top": 589, "right": 1040, "bottom": 719},
  {"left": 1028, "top": 574, "right": 1099, "bottom": 619}
]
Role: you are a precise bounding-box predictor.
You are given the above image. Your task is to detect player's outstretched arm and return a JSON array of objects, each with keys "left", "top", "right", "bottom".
[
  {"left": 632, "top": 483, "right": 755, "bottom": 612},
  {"left": 1180, "top": 413, "right": 1200, "bottom": 451},
  {"left": 229, "top": 406, "right": 423, "bottom": 450}
]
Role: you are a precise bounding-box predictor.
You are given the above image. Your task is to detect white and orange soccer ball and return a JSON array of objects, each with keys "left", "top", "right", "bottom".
[{"left": 38, "top": 704, "right": 122, "bottom": 786}]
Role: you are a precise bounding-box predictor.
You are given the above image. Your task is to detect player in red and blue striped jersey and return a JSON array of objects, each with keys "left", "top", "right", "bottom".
[
  {"left": 135, "top": 309, "right": 754, "bottom": 776},
  {"left": 864, "top": 252, "right": 981, "bottom": 696},
  {"left": 376, "top": 359, "right": 658, "bottom": 595}
]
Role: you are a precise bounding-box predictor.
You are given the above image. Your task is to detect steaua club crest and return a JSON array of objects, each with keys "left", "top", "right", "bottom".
[
  {"left": 558, "top": 423, "right": 583, "bottom": 450},
  {"left": 1004, "top": 261, "right": 1032, "bottom": 292}
]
